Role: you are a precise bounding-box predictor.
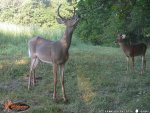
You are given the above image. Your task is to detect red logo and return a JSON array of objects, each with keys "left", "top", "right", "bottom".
[{"left": 4, "top": 100, "right": 30, "bottom": 112}]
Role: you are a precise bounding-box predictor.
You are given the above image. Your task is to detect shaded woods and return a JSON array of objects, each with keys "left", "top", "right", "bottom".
[{"left": 77, "top": 0, "right": 150, "bottom": 45}]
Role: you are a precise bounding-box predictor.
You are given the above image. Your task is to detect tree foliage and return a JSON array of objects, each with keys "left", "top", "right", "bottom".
[
  {"left": 0, "top": 0, "right": 150, "bottom": 45},
  {"left": 0, "top": 0, "right": 77, "bottom": 29},
  {"left": 76, "top": 0, "right": 150, "bottom": 45}
]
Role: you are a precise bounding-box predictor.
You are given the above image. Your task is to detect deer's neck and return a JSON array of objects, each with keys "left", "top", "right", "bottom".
[
  {"left": 119, "top": 42, "right": 130, "bottom": 49},
  {"left": 120, "top": 42, "right": 126, "bottom": 49},
  {"left": 119, "top": 43, "right": 131, "bottom": 55},
  {"left": 60, "top": 26, "right": 74, "bottom": 49}
]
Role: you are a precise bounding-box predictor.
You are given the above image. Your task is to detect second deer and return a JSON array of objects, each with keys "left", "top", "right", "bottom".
[
  {"left": 28, "top": 4, "right": 79, "bottom": 101},
  {"left": 116, "top": 34, "right": 147, "bottom": 74}
]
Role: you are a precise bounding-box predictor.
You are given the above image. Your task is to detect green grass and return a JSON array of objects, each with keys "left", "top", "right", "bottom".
[{"left": 0, "top": 23, "right": 150, "bottom": 113}]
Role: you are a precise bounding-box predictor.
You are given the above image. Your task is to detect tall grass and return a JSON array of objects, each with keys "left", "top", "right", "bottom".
[
  {"left": 0, "top": 22, "right": 64, "bottom": 39},
  {"left": 0, "top": 22, "right": 64, "bottom": 57}
]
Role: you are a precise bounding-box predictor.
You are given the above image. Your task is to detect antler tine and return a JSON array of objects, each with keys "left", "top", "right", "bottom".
[
  {"left": 73, "top": 7, "right": 75, "bottom": 17},
  {"left": 66, "top": 7, "right": 76, "bottom": 19},
  {"left": 57, "top": 4, "right": 65, "bottom": 20}
]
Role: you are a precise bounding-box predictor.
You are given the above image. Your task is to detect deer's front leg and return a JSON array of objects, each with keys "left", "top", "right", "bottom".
[
  {"left": 144, "top": 57, "right": 146, "bottom": 71},
  {"left": 53, "top": 63, "right": 57, "bottom": 100},
  {"left": 131, "top": 57, "right": 135, "bottom": 72},
  {"left": 60, "top": 64, "right": 67, "bottom": 102}
]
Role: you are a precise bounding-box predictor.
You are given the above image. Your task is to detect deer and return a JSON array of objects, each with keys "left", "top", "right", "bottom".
[
  {"left": 27, "top": 4, "right": 79, "bottom": 102},
  {"left": 115, "top": 34, "right": 147, "bottom": 74}
]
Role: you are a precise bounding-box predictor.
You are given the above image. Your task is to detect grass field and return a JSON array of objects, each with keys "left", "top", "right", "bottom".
[{"left": 0, "top": 23, "right": 150, "bottom": 113}]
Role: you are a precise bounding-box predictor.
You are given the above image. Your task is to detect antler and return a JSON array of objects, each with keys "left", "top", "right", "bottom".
[
  {"left": 57, "top": 4, "right": 76, "bottom": 19},
  {"left": 57, "top": 4, "right": 65, "bottom": 20},
  {"left": 72, "top": 7, "right": 75, "bottom": 17},
  {"left": 66, "top": 7, "right": 76, "bottom": 19}
]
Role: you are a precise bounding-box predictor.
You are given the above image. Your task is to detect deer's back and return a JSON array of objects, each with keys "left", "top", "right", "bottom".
[
  {"left": 124, "top": 43, "right": 147, "bottom": 57},
  {"left": 28, "top": 36, "right": 69, "bottom": 64},
  {"left": 28, "top": 36, "right": 53, "bottom": 58}
]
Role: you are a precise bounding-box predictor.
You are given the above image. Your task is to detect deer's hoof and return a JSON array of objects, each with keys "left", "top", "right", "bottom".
[
  {"left": 28, "top": 88, "right": 31, "bottom": 91},
  {"left": 32, "top": 81, "right": 36, "bottom": 86},
  {"left": 63, "top": 97, "right": 68, "bottom": 103},
  {"left": 53, "top": 94, "right": 57, "bottom": 100},
  {"left": 140, "top": 71, "right": 144, "bottom": 75},
  {"left": 28, "top": 86, "right": 30, "bottom": 90}
]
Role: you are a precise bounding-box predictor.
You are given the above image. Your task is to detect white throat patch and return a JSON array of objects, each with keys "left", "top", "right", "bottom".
[{"left": 122, "top": 34, "right": 126, "bottom": 39}]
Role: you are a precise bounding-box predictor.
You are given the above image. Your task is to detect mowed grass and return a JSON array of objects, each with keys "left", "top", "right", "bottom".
[{"left": 1, "top": 24, "right": 150, "bottom": 113}]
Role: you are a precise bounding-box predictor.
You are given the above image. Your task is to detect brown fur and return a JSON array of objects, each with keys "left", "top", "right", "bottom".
[
  {"left": 28, "top": 4, "right": 79, "bottom": 101},
  {"left": 116, "top": 34, "right": 147, "bottom": 74}
]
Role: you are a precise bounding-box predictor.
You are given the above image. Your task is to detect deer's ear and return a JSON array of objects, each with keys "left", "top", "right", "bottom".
[{"left": 56, "top": 18, "right": 65, "bottom": 24}]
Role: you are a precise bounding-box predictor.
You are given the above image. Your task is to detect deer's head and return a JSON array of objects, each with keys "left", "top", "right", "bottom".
[
  {"left": 56, "top": 4, "right": 79, "bottom": 28},
  {"left": 115, "top": 34, "right": 126, "bottom": 44}
]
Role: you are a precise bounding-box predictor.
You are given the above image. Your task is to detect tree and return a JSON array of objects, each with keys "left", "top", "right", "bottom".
[{"left": 76, "top": 0, "right": 150, "bottom": 45}]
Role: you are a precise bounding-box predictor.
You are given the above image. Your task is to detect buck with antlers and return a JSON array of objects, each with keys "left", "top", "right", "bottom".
[
  {"left": 116, "top": 34, "right": 147, "bottom": 74},
  {"left": 28, "top": 4, "right": 79, "bottom": 101}
]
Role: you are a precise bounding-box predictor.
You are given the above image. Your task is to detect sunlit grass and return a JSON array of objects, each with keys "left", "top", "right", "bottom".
[
  {"left": 0, "top": 22, "right": 63, "bottom": 40},
  {"left": 77, "top": 65, "right": 96, "bottom": 104},
  {"left": 0, "top": 22, "right": 30, "bottom": 33},
  {"left": 15, "top": 59, "right": 28, "bottom": 65}
]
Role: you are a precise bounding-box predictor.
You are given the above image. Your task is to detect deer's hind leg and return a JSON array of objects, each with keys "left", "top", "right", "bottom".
[
  {"left": 126, "top": 57, "right": 129, "bottom": 73},
  {"left": 28, "top": 57, "right": 39, "bottom": 90},
  {"left": 141, "top": 55, "right": 146, "bottom": 74}
]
